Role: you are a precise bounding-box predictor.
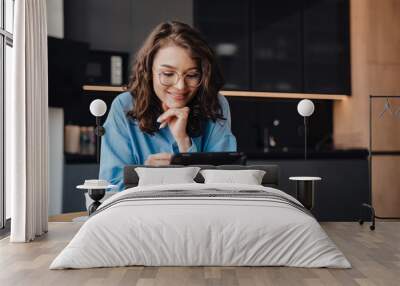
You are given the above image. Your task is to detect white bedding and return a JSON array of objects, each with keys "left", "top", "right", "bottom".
[{"left": 50, "top": 183, "right": 351, "bottom": 269}]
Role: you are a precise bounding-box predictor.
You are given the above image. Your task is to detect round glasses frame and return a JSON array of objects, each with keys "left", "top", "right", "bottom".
[{"left": 157, "top": 71, "right": 202, "bottom": 88}]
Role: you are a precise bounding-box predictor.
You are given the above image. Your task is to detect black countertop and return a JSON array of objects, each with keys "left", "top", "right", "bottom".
[
  {"left": 245, "top": 148, "right": 369, "bottom": 160},
  {"left": 65, "top": 149, "right": 369, "bottom": 164}
]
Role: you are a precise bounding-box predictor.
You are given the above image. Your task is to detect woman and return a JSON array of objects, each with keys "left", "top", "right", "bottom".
[{"left": 99, "top": 21, "right": 237, "bottom": 190}]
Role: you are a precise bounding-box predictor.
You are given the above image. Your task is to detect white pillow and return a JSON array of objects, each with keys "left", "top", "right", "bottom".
[
  {"left": 200, "top": 169, "right": 266, "bottom": 185},
  {"left": 135, "top": 167, "right": 201, "bottom": 186}
]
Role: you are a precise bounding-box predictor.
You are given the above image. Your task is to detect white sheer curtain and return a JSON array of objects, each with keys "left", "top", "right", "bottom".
[{"left": 8, "top": 0, "right": 49, "bottom": 242}]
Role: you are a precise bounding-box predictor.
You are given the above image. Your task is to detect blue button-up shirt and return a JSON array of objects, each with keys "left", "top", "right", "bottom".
[{"left": 99, "top": 92, "right": 237, "bottom": 191}]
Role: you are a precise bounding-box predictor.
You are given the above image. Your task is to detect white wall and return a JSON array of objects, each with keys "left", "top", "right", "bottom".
[
  {"left": 47, "top": 0, "right": 64, "bottom": 215},
  {"left": 48, "top": 108, "right": 64, "bottom": 216},
  {"left": 47, "top": 0, "right": 64, "bottom": 38}
]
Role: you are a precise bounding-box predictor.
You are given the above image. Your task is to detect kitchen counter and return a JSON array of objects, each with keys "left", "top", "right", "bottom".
[
  {"left": 247, "top": 153, "right": 370, "bottom": 221},
  {"left": 65, "top": 149, "right": 369, "bottom": 164}
]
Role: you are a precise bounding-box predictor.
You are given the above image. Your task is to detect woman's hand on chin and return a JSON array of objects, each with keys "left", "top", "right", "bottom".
[
  {"left": 144, "top": 153, "right": 172, "bottom": 166},
  {"left": 157, "top": 106, "right": 192, "bottom": 152}
]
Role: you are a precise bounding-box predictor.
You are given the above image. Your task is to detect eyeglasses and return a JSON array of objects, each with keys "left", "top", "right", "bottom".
[{"left": 157, "top": 70, "right": 202, "bottom": 88}]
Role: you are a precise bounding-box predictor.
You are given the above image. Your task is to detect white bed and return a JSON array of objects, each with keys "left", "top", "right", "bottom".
[{"left": 50, "top": 182, "right": 351, "bottom": 269}]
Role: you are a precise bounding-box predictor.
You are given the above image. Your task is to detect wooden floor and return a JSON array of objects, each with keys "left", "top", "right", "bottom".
[
  {"left": 48, "top": 211, "right": 87, "bottom": 222},
  {"left": 0, "top": 222, "right": 399, "bottom": 286}
]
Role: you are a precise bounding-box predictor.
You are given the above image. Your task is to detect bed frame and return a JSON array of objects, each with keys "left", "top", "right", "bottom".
[{"left": 124, "top": 165, "right": 280, "bottom": 189}]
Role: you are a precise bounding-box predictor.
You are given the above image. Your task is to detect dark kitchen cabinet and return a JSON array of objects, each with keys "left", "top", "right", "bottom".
[
  {"left": 63, "top": 164, "right": 100, "bottom": 213},
  {"left": 303, "top": 0, "right": 351, "bottom": 94},
  {"left": 194, "top": 0, "right": 351, "bottom": 95},
  {"left": 247, "top": 158, "right": 369, "bottom": 221},
  {"left": 252, "top": 0, "right": 303, "bottom": 92},
  {"left": 228, "top": 97, "right": 333, "bottom": 153},
  {"left": 194, "top": 0, "right": 250, "bottom": 90}
]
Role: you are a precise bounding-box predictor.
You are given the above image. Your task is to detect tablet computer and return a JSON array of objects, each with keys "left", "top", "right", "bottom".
[{"left": 171, "top": 152, "right": 246, "bottom": 166}]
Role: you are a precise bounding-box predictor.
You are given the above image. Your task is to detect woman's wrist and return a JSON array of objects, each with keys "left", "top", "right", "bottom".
[{"left": 176, "top": 136, "right": 192, "bottom": 152}]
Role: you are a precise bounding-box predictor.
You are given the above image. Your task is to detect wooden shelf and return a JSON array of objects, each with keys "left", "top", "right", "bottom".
[
  {"left": 82, "top": 85, "right": 347, "bottom": 101},
  {"left": 220, "top": 90, "right": 347, "bottom": 101},
  {"left": 83, "top": 85, "right": 125, "bottom": 92}
]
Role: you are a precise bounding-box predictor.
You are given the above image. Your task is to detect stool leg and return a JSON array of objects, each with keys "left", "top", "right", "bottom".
[{"left": 297, "top": 181, "right": 314, "bottom": 210}]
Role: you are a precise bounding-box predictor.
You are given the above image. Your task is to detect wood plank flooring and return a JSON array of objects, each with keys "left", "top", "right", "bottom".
[
  {"left": 0, "top": 222, "right": 399, "bottom": 286},
  {"left": 48, "top": 211, "right": 87, "bottom": 222}
]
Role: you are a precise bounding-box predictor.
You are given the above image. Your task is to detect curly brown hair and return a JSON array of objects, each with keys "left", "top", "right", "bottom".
[{"left": 126, "top": 21, "right": 225, "bottom": 137}]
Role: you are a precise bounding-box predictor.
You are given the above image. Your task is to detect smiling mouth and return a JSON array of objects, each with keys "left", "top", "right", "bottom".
[{"left": 168, "top": 92, "right": 186, "bottom": 100}]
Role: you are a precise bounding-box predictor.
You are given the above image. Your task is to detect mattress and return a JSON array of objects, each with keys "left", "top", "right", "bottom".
[{"left": 50, "top": 183, "right": 350, "bottom": 269}]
